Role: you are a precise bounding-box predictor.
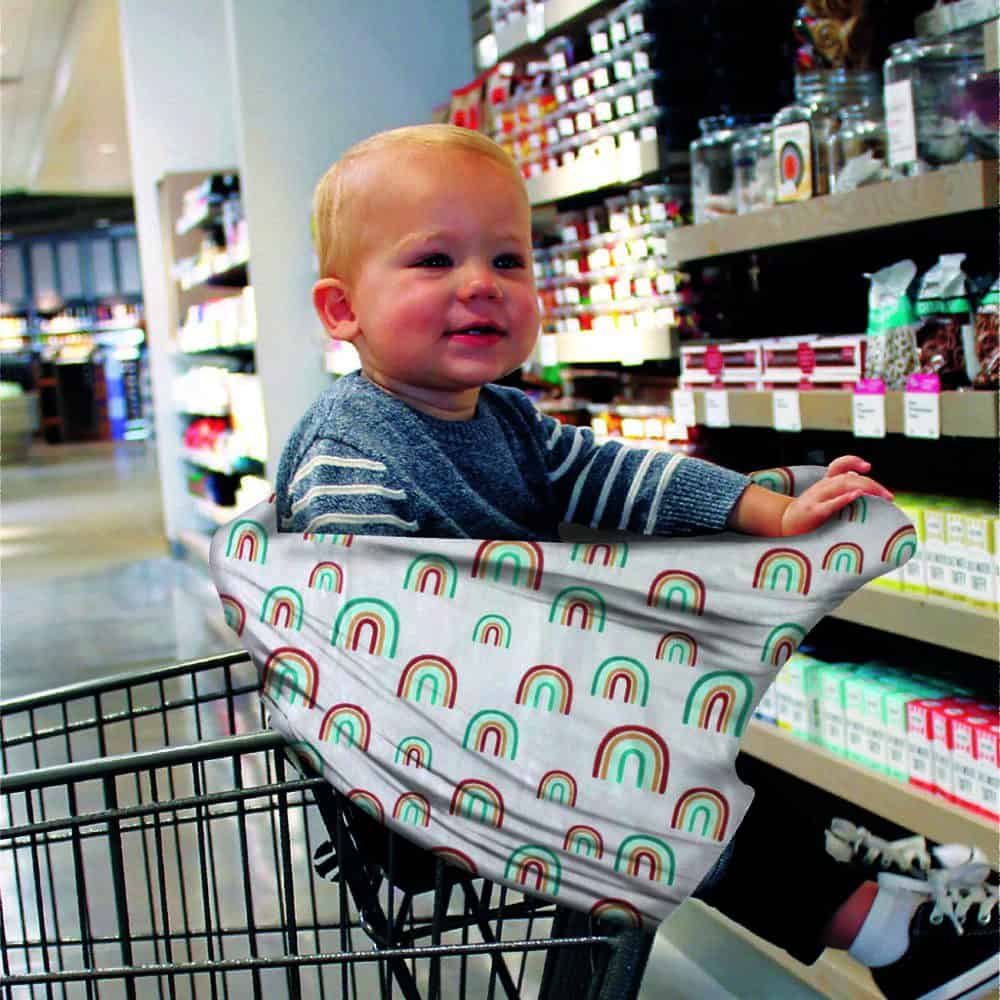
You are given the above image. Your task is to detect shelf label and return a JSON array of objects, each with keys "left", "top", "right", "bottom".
[
  {"left": 852, "top": 379, "right": 887, "bottom": 438},
  {"left": 539, "top": 333, "right": 559, "bottom": 367},
  {"left": 525, "top": 2, "right": 545, "bottom": 41},
  {"left": 772, "top": 390, "right": 802, "bottom": 432},
  {"left": 620, "top": 332, "right": 644, "bottom": 367},
  {"left": 617, "top": 142, "right": 643, "bottom": 183},
  {"left": 476, "top": 33, "right": 498, "bottom": 69},
  {"left": 904, "top": 373, "right": 941, "bottom": 439},
  {"left": 672, "top": 389, "right": 696, "bottom": 427},
  {"left": 885, "top": 80, "right": 918, "bottom": 167},
  {"left": 704, "top": 389, "right": 730, "bottom": 428}
]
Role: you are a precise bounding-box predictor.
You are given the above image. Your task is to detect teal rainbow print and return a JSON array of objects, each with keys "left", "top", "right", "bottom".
[
  {"left": 761, "top": 622, "right": 806, "bottom": 667},
  {"left": 318, "top": 703, "right": 371, "bottom": 750},
  {"left": 432, "top": 847, "right": 477, "bottom": 875},
  {"left": 303, "top": 531, "right": 353, "bottom": 546},
  {"left": 260, "top": 585, "right": 304, "bottom": 630},
  {"left": 838, "top": 495, "right": 868, "bottom": 523},
  {"left": 308, "top": 561, "right": 344, "bottom": 593},
  {"left": 548, "top": 585, "right": 607, "bottom": 632},
  {"left": 537, "top": 769, "right": 577, "bottom": 807},
  {"left": 881, "top": 525, "right": 917, "bottom": 566},
  {"left": 752, "top": 547, "right": 812, "bottom": 595},
  {"left": 592, "top": 725, "right": 669, "bottom": 795},
  {"left": 393, "top": 792, "right": 430, "bottom": 827},
  {"left": 682, "top": 671, "right": 753, "bottom": 737},
  {"left": 471, "top": 613, "right": 512, "bottom": 648},
  {"left": 589, "top": 899, "right": 642, "bottom": 928},
  {"left": 226, "top": 519, "right": 268, "bottom": 564},
  {"left": 516, "top": 665, "right": 573, "bottom": 714},
  {"left": 331, "top": 597, "right": 399, "bottom": 657},
  {"left": 646, "top": 570, "right": 706, "bottom": 616},
  {"left": 570, "top": 541, "right": 629, "bottom": 569},
  {"left": 347, "top": 788, "right": 384, "bottom": 823},
  {"left": 403, "top": 553, "right": 458, "bottom": 598},
  {"left": 397, "top": 655, "right": 458, "bottom": 709},
  {"left": 450, "top": 779, "right": 505, "bottom": 828},
  {"left": 671, "top": 787, "right": 730, "bottom": 841},
  {"left": 286, "top": 740, "right": 323, "bottom": 775},
  {"left": 505, "top": 845, "right": 562, "bottom": 896},
  {"left": 563, "top": 825, "right": 604, "bottom": 860},
  {"left": 822, "top": 542, "right": 864, "bottom": 574},
  {"left": 395, "top": 736, "right": 432, "bottom": 769},
  {"left": 218, "top": 594, "right": 246, "bottom": 636},
  {"left": 614, "top": 834, "right": 676, "bottom": 884},
  {"left": 463, "top": 710, "right": 518, "bottom": 760},
  {"left": 591, "top": 657, "right": 650, "bottom": 707},
  {"left": 655, "top": 631, "right": 697, "bottom": 666},
  {"left": 472, "top": 540, "right": 544, "bottom": 590},
  {"left": 263, "top": 647, "right": 319, "bottom": 708},
  {"left": 750, "top": 466, "right": 794, "bottom": 495}
]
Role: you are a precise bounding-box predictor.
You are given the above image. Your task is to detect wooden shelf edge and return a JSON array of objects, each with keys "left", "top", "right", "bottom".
[{"left": 742, "top": 721, "right": 999, "bottom": 867}]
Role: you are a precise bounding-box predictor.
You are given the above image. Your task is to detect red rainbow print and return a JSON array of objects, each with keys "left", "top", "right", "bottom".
[
  {"left": 570, "top": 541, "right": 629, "bottom": 568},
  {"left": 471, "top": 540, "right": 544, "bottom": 590},
  {"left": 655, "top": 631, "right": 697, "bottom": 666},
  {"left": 822, "top": 541, "right": 864, "bottom": 574},
  {"left": 393, "top": 792, "right": 431, "bottom": 827},
  {"left": 881, "top": 525, "right": 917, "bottom": 566},
  {"left": 260, "top": 585, "right": 304, "bottom": 630},
  {"left": 463, "top": 710, "right": 518, "bottom": 760},
  {"left": 838, "top": 495, "right": 868, "bottom": 523},
  {"left": 564, "top": 825, "right": 604, "bottom": 859},
  {"left": 752, "top": 547, "right": 812, "bottom": 595},
  {"left": 750, "top": 466, "right": 795, "bottom": 495},
  {"left": 471, "top": 613, "right": 513, "bottom": 648},
  {"left": 347, "top": 789, "right": 384, "bottom": 824},
  {"left": 394, "top": 736, "right": 432, "bottom": 769},
  {"left": 331, "top": 597, "right": 399, "bottom": 657},
  {"left": 218, "top": 594, "right": 246, "bottom": 636},
  {"left": 318, "top": 703, "right": 371, "bottom": 750},
  {"left": 760, "top": 622, "right": 806, "bottom": 667},
  {"left": 592, "top": 725, "right": 669, "bottom": 795},
  {"left": 516, "top": 665, "right": 573, "bottom": 715},
  {"left": 308, "top": 561, "right": 344, "bottom": 593},
  {"left": 397, "top": 655, "right": 458, "bottom": 709},
  {"left": 537, "top": 769, "right": 577, "bottom": 806},
  {"left": 548, "top": 585, "right": 607, "bottom": 632},
  {"left": 671, "top": 787, "right": 730, "bottom": 841},
  {"left": 225, "top": 518, "right": 268, "bottom": 564},
  {"left": 432, "top": 847, "right": 477, "bottom": 875},
  {"left": 646, "top": 570, "right": 706, "bottom": 615},
  {"left": 505, "top": 845, "right": 562, "bottom": 895},
  {"left": 450, "top": 779, "right": 505, "bottom": 828},
  {"left": 403, "top": 553, "right": 459, "bottom": 598},
  {"left": 614, "top": 834, "right": 676, "bottom": 884},
  {"left": 591, "top": 657, "right": 650, "bottom": 707},
  {"left": 682, "top": 671, "right": 754, "bottom": 737},
  {"left": 589, "top": 899, "right": 643, "bottom": 928},
  {"left": 263, "top": 647, "right": 319, "bottom": 709}
]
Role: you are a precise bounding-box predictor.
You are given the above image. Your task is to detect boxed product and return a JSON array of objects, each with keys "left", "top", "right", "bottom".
[
  {"left": 775, "top": 652, "right": 822, "bottom": 743},
  {"left": 972, "top": 717, "right": 1000, "bottom": 820},
  {"left": 894, "top": 494, "right": 927, "bottom": 593},
  {"left": 864, "top": 260, "right": 920, "bottom": 389},
  {"left": 884, "top": 680, "right": 947, "bottom": 782},
  {"left": 754, "top": 680, "right": 779, "bottom": 724},
  {"left": 951, "top": 709, "right": 991, "bottom": 813},
  {"left": 680, "top": 341, "right": 764, "bottom": 376},
  {"left": 844, "top": 669, "right": 883, "bottom": 767},
  {"left": 929, "top": 701, "right": 972, "bottom": 802},
  {"left": 795, "top": 336, "right": 867, "bottom": 380},
  {"left": 961, "top": 505, "right": 995, "bottom": 607},
  {"left": 907, "top": 697, "right": 946, "bottom": 794},
  {"left": 817, "top": 662, "right": 857, "bottom": 756}
]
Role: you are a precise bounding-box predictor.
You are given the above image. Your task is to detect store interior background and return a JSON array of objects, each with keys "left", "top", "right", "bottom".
[{"left": 1, "top": 1, "right": 996, "bottom": 998}]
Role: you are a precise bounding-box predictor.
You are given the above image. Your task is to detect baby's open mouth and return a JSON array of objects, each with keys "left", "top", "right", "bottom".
[{"left": 446, "top": 324, "right": 505, "bottom": 337}]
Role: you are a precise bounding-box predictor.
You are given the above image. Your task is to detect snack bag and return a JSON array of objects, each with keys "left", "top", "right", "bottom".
[
  {"left": 973, "top": 278, "right": 999, "bottom": 390},
  {"left": 914, "top": 253, "right": 972, "bottom": 389},
  {"left": 863, "top": 260, "right": 919, "bottom": 389}
]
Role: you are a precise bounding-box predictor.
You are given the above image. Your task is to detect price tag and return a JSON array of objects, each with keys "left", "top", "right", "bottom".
[
  {"left": 617, "top": 142, "right": 643, "bottom": 182},
  {"left": 885, "top": 80, "right": 917, "bottom": 166},
  {"left": 852, "top": 378, "right": 887, "bottom": 438},
  {"left": 476, "top": 33, "right": 498, "bottom": 69},
  {"left": 620, "top": 335, "right": 644, "bottom": 366},
  {"left": 904, "top": 373, "right": 941, "bottom": 439},
  {"left": 526, "top": 2, "right": 545, "bottom": 41},
  {"left": 672, "top": 389, "right": 696, "bottom": 427},
  {"left": 772, "top": 390, "right": 802, "bottom": 432},
  {"left": 539, "top": 333, "right": 559, "bottom": 367},
  {"left": 704, "top": 389, "right": 730, "bottom": 428}
]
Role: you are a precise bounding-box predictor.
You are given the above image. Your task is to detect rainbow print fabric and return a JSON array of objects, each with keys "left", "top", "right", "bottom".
[{"left": 210, "top": 466, "right": 914, "bottom": 928}]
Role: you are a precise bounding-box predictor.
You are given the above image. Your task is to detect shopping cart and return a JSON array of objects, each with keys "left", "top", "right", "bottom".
[{"left": 1, "top": 651, "right": 654, "bottom": 999}]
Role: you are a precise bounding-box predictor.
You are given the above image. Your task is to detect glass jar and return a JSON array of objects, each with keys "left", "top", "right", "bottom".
[
  {"left": 829, "top": 100, "right": 889, "bottom": 193},
  {"left": 690, "top": 116, "right": 742, "bottom": 224},
  {"left": 733, "top": 124, "right": 776, "bottom": 214},
  {"left": 955, "top": 69, "right": 999, "bottom": 162}
]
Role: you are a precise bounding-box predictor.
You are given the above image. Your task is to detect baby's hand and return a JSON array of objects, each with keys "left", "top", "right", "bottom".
[{"left": 780, "top": 456, "right": 894, "bottom": 537}]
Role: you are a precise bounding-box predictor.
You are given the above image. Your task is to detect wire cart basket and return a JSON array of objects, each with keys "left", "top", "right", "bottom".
[{"left": 1, "top": 651, "right": 655, "bottom": 999}]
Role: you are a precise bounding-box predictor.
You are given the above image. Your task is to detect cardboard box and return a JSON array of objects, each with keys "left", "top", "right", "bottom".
[
  {"left": 930, "top": 702, "right": 971, "bottom": 802},
  {"left": 951, "top": 710, "right": 990, "bottom": 813},
  {"left": 818, "top": 663, "right": 856, "bottom": 756},
  {"left": 775, "top": 653, "right": 821, "bottom": 743},
  {"left": 755, "top": 680, "right": 779, "bottom": 725},
  {"left": 963, "top": 507, "right": 995, "bottom": 607},
  {"left": 972, "top": 717, "right": 1000, "bottom": 820},
  {"left": 907, "top": 698, "right": 945, "bottom": 794}
]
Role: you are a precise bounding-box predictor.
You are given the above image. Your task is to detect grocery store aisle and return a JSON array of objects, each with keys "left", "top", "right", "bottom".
[{"left": 1, "top": 440, "right": 231, "bottom": 700}]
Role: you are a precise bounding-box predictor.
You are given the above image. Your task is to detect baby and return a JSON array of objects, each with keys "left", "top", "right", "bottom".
[{"left": 275, "top": 124, "right": 997, "bottom": 1000}]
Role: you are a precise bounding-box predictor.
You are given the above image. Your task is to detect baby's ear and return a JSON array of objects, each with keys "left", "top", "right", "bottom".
[{"left": 313, "top": 278, "right": 359, "bottom": 342}]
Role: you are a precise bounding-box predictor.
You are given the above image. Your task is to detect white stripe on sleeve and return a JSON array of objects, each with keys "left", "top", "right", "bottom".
[
  {"left": 643, "top": 453, "right": 684, "bottom": 534},
  {"left": 290, "top": 454, "right": 387, "bottom": 490},
  {"left": 291, "top": 484, "right": 407, "bottom": 517},
  {"left": 547, "top": 430, "right": 585, "bottom": 483},
  {"left": 618, "top": 449, "right": 658, "bottom": 529},
  {"left": 304, "top": 512, "right": 419, "bottom": 533},
  {"left": 589, "top": 445, "right": 630, "bottom": 528}
]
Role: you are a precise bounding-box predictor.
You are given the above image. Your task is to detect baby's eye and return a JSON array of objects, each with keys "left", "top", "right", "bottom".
[
  {"left": 494, "top": 253, "right": 526, "bottom": 270},
  {"left": 414, "top": 253, "right": 452, "bottom": 268}
]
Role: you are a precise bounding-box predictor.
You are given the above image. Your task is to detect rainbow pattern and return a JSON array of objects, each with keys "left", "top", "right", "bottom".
[
  {"left": 822, "top": 541, "right": 864, "bottom": 574},
  {"left": 403, "top": 553, "right": 459, "bottom": 598},
  {"left": 537, "top": 769, "right": 578, "bottom": 807},
  {"left": 286, "top": 740, "right": 323, "bottom": 775},
  {"left": 308, "top": 561, "right": 344, "bottom": 593},
  {"left": 548, "top": 586, "right": 607, "bottom": 632},
  {"left": 394, "top": 736, "right": 432, "bottom": 769},
  {"left": 515, "top": 665, "right": 573, "bottom": 715},
  {"left": 464, "top": 710, "right": 519, "bottom": 760},
  {"left": 450, "top": 779, "right": 505, "bottom": 828},
  {"left": 591, "top": 657, "right": 650, "bottom": 707},
  {"left": 348, "top": 789, "right": 384, "bottom": 824},
  {"left": 393, "top": 792, "right": 431, "bottom": 827},
  {"left": 614, "top": 834, "right": 676, "bottom": 884},
  {"left": 682, "top": 671, "right": 754, "bottom": 737},
  {"left": 760, "top": 622, "right": 806, "bottom": 667},
  {"left": 471, "top": 613, "right": 512, "bottom": 648},
  {"left": 472, "top": 540, "right": 544, "bottom": 590},
  {"left": 225, "top": 519, "right": 268, "bottom": 564},
  {"left": 263, "top": 647, "right": 319, "bottom": 708},
  {"left": 671, "top": 787, "right": 730, "bottom": 841},
  {"left": 752, "top": 547, "right": 812, "bottom": 595},
  {"left": 218, "top": 594, "right": 246, "bottom": 636},
  {"left": 570, "top": 542, "right": 629, "bottom": 569},
  {"left": 592, "top": 725, "right": 669, "bottom": 795},
  {"left": 303, "top": 532, "right": 353, "bottom": 546},
  {"left": 505, "top": 845, "right": 562, "bottom": 896},
  {"left": 646, "top": 570, "right": 706, "bottom": 616},
  {"left": 432, "top": 847, "right": 477, "bottom": 875},
  {"left": 397, "top": 655, "right": 458, "bottom": 709},
  {"left": 564, "top": 825, "right": 604, "bottom": 859},
  {"left": 318, "top": 703, "right": 371, "bottom": 750},
  {"left": 750, "top": 466, "right": 794, "bottom": 495},
  {"left": 881, "top": 525, "right": 917, "bottom": 566},
  {"left": 589, "top": 899, "right": 642, "bottom": 928},
  {"left": 838, "top": 495, "right": 868, "bottom": 523},
  {"left": 331, "top": 597, "right": 399, "bottom": 657},
  {"left": 655, "top": 631, "right": 697, "bottom": 666},
  {"left": 260, "top": 585, "right": 304, "bottom": 630}
]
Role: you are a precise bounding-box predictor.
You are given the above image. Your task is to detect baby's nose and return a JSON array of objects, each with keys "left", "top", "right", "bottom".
[{"left": 458, "top": 271, "right": 502, "bottom": 301}]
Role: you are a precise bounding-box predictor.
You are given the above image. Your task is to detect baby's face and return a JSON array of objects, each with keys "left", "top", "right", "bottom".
[{"left": 343, "top": 147, "right": 540, "bottom": 407}]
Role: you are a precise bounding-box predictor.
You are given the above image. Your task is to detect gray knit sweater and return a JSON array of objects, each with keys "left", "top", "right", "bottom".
[{"left": 275, "top": 372, "right": 750, "bottom": 542}]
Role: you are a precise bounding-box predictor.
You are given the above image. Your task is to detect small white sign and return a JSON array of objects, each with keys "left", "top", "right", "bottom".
[
  {"left": 904, "top": 391, "right": 941, "bottom": 439},
  {"left": 618, "top": 142, "right": 643, "bottom": 183},
  {"left": 539, "top": 333, "right": 559, "bottom": 367},
  {"left": 476, "top": 33, "right": 498, "bottom": 69},
  {"left": 672, "top": 389, "right": 696, "bottom": 427},
  {"left": 526, "top": 3, "right": 545, "bottom": 41},
  {"left": 772, "top": 390, "right": 802, "bottom": 432},
  {"left": 885, "top": 80, "right": 918, "bottom": 167},
  {"left": 852, "top": 393, "right": 887, "bottom": 438},
  {"left": 704, "top": 390, "right": 730, "bottom": 428}
]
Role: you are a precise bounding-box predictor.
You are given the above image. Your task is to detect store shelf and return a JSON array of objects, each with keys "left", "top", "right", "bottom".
[
  {"left": 668, "top": 161, "right": 998, "bottom": 263},
  {"left": 742, "top": 721, "right": 999, "bottom": 868},
  {"left": 686, "top": 388, "right": 998, "bottom": 439},
  {"left": 556, "top": 324, "right": 677, "bottom": 363},
  {"left": 181, "top": 448, "right": 261, "bottom": 476},
  {"left": 830, "top": 584, "right": 998, "bottom": 661},
  {"left": 526, "top": 136, "right": 659, "bottom": 205},
  {"left": 191, "top": 496, "right": 238, "bottom": 526},
  {"left": 493, "top": 0, "right": 603, "bottom": 62}
]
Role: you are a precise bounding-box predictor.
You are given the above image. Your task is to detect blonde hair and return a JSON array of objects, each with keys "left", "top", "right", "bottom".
[{"left": 312, "top": 124, "right": 526, "bottom": 280}]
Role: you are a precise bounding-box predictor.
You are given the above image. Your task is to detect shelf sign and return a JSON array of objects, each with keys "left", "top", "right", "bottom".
[
  {"left": 904, "top": 373, "right": 941, "bottom": 439},
  {"left": 704, "top": 389, "right": 730, "bottom": 428},
  {"left": 852, "top": 379, "right": 887, "bottom": 438},
  {"left": 617, "top": 142, "right": 643, "bottom": 183},
  {"left": 525, "top": 2, "right": 545, "bottom": 41},
  {"left": 772, "top": 390, "right": 802, "bottom": 432},
  {"left": 671, "top": 389, "right": 696, "bottom": 427}
]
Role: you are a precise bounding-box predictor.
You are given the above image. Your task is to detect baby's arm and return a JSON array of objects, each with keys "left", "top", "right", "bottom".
[{"left": 727, "top": 456, "right": 893, "bottom": 538}]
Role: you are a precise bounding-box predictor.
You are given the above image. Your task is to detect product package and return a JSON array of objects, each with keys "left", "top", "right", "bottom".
[
  {"left": 973, "top": 278, "right": 999, "bottom": 389},
  {"left": 863, "top": 260, "right": 920, "bottom": 389},
  {"left": 914, "top": 253, "right": 972, "bottom": 388}
]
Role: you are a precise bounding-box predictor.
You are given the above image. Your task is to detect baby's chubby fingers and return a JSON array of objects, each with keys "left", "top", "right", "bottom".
[
  {"left": 821, "top": 471, "right": 893, "bottom": 503},
  {"left": 826, "top": 454, "right": 871, "bottom": 477}
]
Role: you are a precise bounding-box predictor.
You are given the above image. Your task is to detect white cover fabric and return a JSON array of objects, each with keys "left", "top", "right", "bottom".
[{"left": 209, "top": 466, "right": 914, "bottom": 928}]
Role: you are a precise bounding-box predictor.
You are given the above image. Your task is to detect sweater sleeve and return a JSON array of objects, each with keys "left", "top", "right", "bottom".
[
  {"left": 279, "top": 438, "right": 420, "bottom": 536},
  {"left": 532, "top": 409, "right": 750, "bottom": 536}
]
